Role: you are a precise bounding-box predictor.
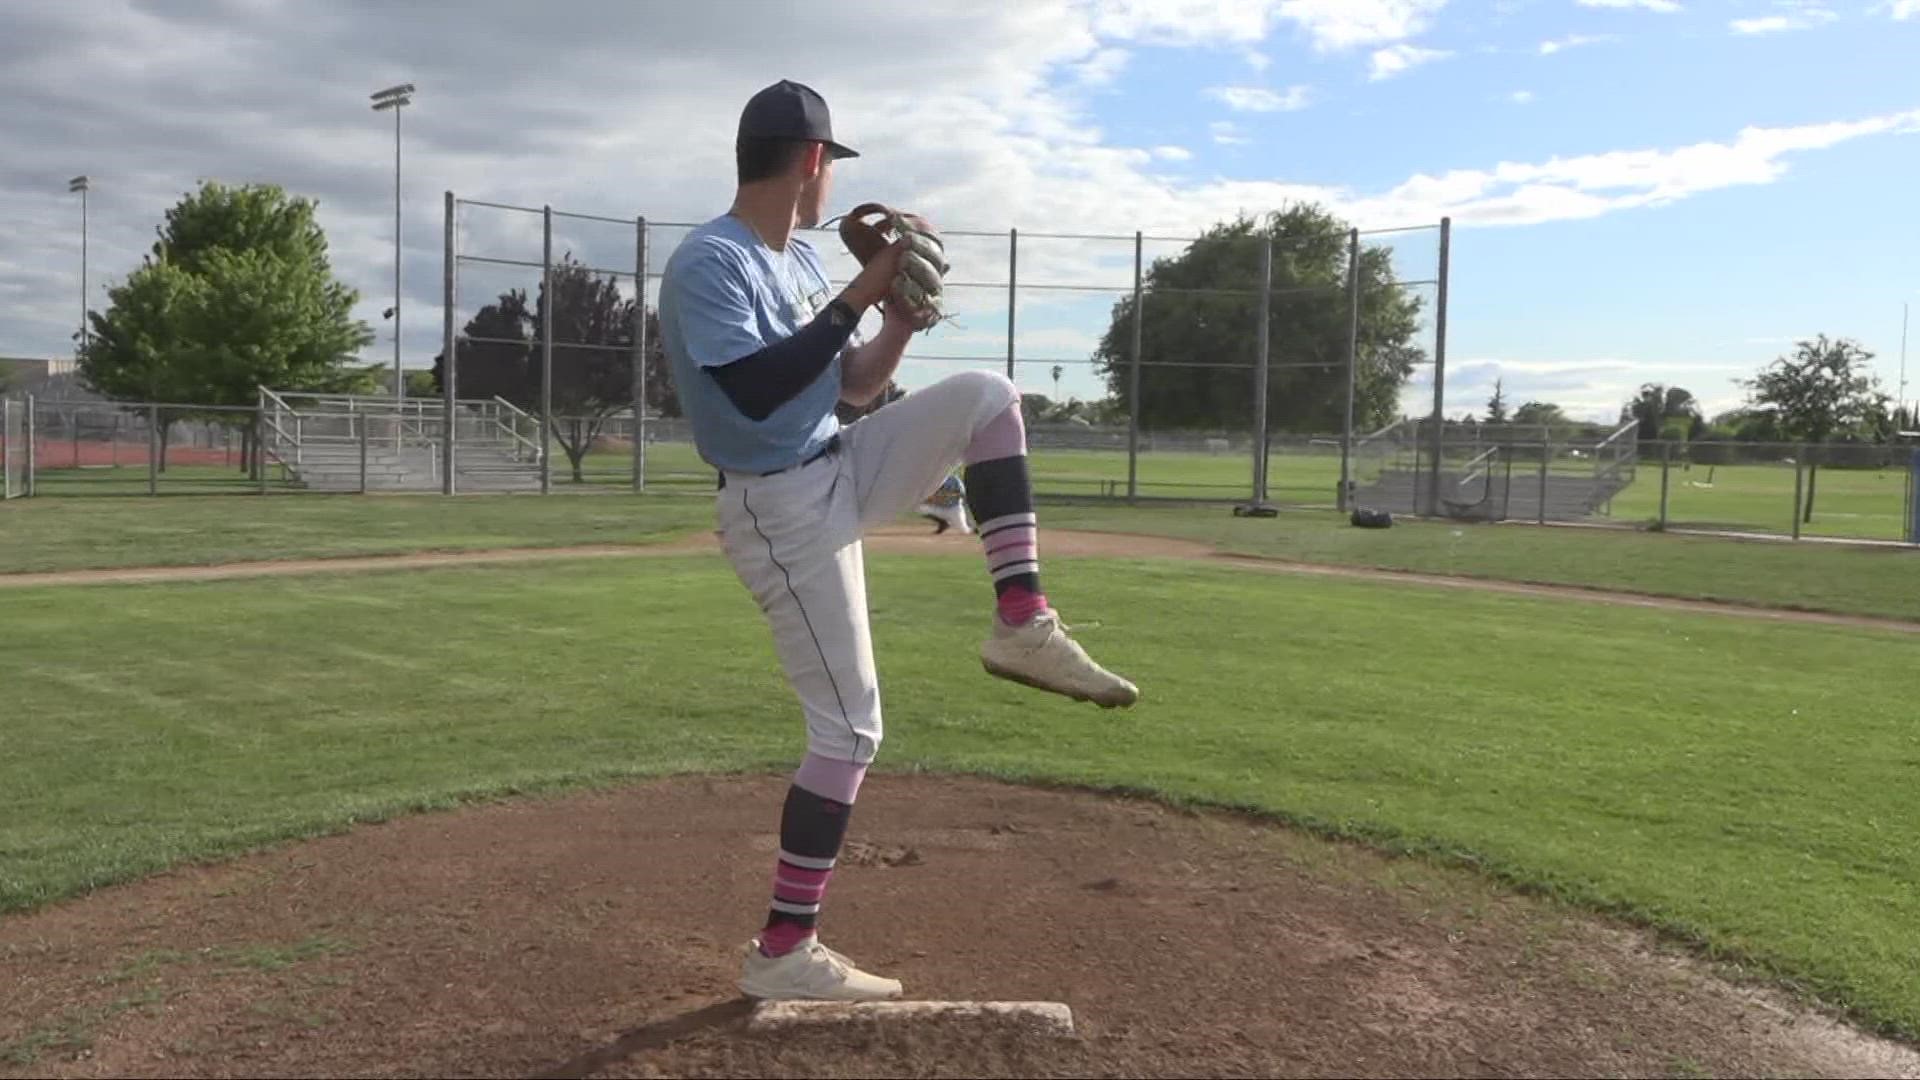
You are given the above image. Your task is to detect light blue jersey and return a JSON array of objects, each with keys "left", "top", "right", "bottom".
[{"left": 658, "top": 213, "right": 852, "bottom": 474}]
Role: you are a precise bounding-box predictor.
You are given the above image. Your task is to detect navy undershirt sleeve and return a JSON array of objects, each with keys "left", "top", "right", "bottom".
[{"left": 707, "top": 300, "right": 858, "bottom": 422}]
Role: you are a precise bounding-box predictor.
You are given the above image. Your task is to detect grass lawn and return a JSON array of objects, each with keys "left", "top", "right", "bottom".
[
  {"left": 1605, "top": 460, "right": 1912, "bottom": 542},
  {"left": 3, "top": 553, "right": 1919, "bottom": 1038},
  {"left": 577, "top": 440, "right": 1338, "bottom": 502},
  {"left": 1044, "top": 505, "right": 1920, "bottom": 623},
  {"left": 26, "top": 464, "right": 294, "bottom": 499},
  {"left": 0, "top": 493, "right": 714, "bottom": 574}
]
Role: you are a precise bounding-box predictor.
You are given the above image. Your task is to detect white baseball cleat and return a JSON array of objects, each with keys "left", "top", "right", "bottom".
[
  {"left": 738, "top": 937, "right": 904, "bottom": 1002},
  {"left": 980, "top": 610, "right": 1139, "bottom": 708},
  {"left": 917, "top": 474, "right": 972, "bottom": 535}
]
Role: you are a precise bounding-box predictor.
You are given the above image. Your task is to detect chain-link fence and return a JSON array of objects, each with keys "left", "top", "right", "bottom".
[
  {"left": 11, "top": 186, "right": 1918, "bottom": 548},
  {"left": 426, "top": 195, "right": 1451, "bottom": 504},
  {"left": 1608, "top": 440, "right": 1920, "bottom": 544},
  {"left": 1329, "top": 422, "right": 1920, "bottom": 544},
  {"left": 9, "top": 399, "right": 294, "bottom": 497}
]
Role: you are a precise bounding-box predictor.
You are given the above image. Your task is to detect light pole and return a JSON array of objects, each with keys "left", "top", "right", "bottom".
[
  {"left": 1900, "top": 301, "right": 1909, "bottom": 426},
  {"left": 371, "top": 83, "right": 413, "bottom": 414},
  {"left": 68, "top": 175, "right": 89, "bottom": 357}
]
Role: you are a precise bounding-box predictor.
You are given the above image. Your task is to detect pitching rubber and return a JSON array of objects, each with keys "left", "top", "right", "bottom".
[{"left": 748, "top": 1000, "right": 1077, "bottom": 1038}]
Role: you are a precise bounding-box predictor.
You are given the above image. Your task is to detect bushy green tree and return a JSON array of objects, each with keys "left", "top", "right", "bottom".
[
  {"left": 78, "top": 181, "right": 372, "bottom": 469},
  {"left": 1093, "top": 204, "right": 1425, "bottom": 434}
]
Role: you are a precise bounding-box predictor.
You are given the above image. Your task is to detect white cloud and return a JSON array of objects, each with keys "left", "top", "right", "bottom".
[
  {"left": 1205, "top": 84, "right": 1313, "bottom": 111},
  {"left": 3, "top": 0, "right": 1916, "bottom": 382},
  {"left": 1090, "top": 0, "right": 1284, "bottom": 45},
  {"left": 1368, "top": 43, "right": 1452, "bottom": 80},
  {"left": 1887, "top": 0, "right": 1920, "bottom": 18},
  {"left": 1209, "top": 120, "right": 1252, "bottom": 145},
  {"left": 1510, "top": 90, "right": 1536, "bottom": 104},
  {"left": 1435, "top": 357, "right": 1752, "bottom": 422},
  {"left": 1576, "top": 0, "right": 1681, "bottom": 11},
  {"left": 1244, "top": 49, "right": 1272, "bottom": 71},
  {"left": 1730, "top": 2, "right": 1838, "bottom": 33},
  {"left": 1091, "top": 0, "right": 1449, "bottom": 51},
  {"left": 1539, "top": 32, "right": 1617, "bottom": 54},
  {"left": 1336, "top": 108, "right": 1920, "bottom": 226},
  {"left": 1073, "top": 47, "right": 1131, "bottom": 84},
  {"left": 1276, "top": 0, "right": 1450, "bottom": 50}
]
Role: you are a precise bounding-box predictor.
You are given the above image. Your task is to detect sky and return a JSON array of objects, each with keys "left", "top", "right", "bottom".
[{"left": 2, "top": 0, "right": 1916, "bottom": 426}]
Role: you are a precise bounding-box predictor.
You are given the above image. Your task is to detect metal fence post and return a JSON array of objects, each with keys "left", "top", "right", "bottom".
[
  {"left": 1659, "top": 440, "right": 1672, "bottom": 529},
  {"left": 23, "top": 394, "right": 34, "bottom": 497},
  {"left": 443, "top": 190, "right": 458, "bottom": 495},
  {"left": 1537, "top": 436, "right": 1550, "bottom": 525},
  {"left": 1249, "top": 237, "right": 1273, "bottom": 507},
  {"left": 1792, "top": 448, "right": 1805, "bottom": 540},
  {"left": 1426, "top": 217, "right": 1451, "bottom": 516},
  {"left": 257, "top": 408, "right": 268, "bottom": 493},
  {"left": 633, "top": 215, "right": 649, "bottom": 493},
  {"left": 1127, "top": 230, "right": 1143, "bottom": 502},
  {"left": 1907, "top": 447, "right": 1920, "bottom": 545},
  {"left": 359, "top": 413, "right": 370, "bottom": 494},
  {"left": 1005, "top": 228, "right": 1018, "bottom": 381},
  {"left": 1340, "top": 227, "right": 1361, "bottom": 512},
  {"left": 540, "top": 204, "right": 554, "bottom": 495},
  {"left": 1, "top": 398, "right": 10, "bottom": 500},
  {"left": 147, "top": 403, "right": 158, "bottom": 495}
]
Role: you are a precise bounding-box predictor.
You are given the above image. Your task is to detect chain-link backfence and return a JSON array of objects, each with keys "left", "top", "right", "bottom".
[
  {"left": 11, "top": 400, "right": 290, "bottom": 497},
  {"left": 618, "top": 207, "right": 1448, "bottom": 511},
  {"left": 9, "top": 187, "right": 1917, "bottom": 548}
]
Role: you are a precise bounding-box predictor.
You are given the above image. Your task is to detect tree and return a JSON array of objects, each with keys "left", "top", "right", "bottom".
[
  {"left": 1623, "top": 383, "right": 1701, "bottom": 442},
  {"left": 1485, "top": 378, "right": 1509, "bottom": 424},
  {"left": 433, "top": 254, "right": 671, "bottom": 482},
  {"left": 404, "top": 370, "right": 438, "bottom": 397},
  {"left": 78, "top": 181, "right": 372, "bottom": 471},
  {"left": 1093, "top": 204, "right": 1425, "bottom": 433},
  {"left": 1512, "top": 401, "right": 1568, "bottom": 427},
  {"left": 1739, "top": 334, "right": 1890, "bottom": 522}
]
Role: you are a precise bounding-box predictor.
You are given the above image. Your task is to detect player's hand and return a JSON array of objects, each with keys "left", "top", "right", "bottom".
[
  {"left": 880, "top": 294, "right": 928, "bottom": 332},
  {"left": 840, "top": 236, "right": 910, "bottom": 312}
]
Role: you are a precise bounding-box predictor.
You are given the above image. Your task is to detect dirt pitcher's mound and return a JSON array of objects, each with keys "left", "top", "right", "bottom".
[{"left": 2, "top": 775, "right": 1913, "bottom": 1079}]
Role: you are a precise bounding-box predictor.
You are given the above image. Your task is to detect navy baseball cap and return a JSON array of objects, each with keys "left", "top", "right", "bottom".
[{"left": 737, "top": 79, "right": 858, "bottom": 160}]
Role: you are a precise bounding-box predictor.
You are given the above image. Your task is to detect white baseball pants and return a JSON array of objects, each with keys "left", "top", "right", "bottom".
[{"left": 714, "top": 370, "right": 1020, "bottom": 765}]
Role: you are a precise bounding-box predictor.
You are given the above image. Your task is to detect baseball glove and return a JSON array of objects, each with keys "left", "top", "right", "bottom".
[{"left": 838, "top": 202, "right": 949, "bottom": 330}]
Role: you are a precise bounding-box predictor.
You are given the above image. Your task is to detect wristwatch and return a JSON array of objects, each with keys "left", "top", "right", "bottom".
[{"left": 826, "top": 296, "right": 858, "bottom": 328}]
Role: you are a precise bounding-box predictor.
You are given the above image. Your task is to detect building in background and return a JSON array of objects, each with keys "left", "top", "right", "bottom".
[{"left": 0, "top": 356, "right": 77, "bottom": 390}]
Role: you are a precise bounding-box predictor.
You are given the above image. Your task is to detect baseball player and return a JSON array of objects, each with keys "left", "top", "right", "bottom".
[{"left": 658, "top": 79, "right": 1138, "bottom": 1003}]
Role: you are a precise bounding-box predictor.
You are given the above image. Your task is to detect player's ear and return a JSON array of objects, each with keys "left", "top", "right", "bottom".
[{"left": 801, "top": 141, "right": 825, "bottom": 178}]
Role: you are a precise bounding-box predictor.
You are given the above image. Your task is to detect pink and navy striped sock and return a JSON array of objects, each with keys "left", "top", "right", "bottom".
[
  {"left": 962, "top": 454, "right": 1049, "bottom": 626},
  {"left": 760, "top": 755, "right": 867, "bottom": 958}
]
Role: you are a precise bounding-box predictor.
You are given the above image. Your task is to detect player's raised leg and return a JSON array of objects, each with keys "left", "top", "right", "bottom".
[{"left": 845, "top": 370, "right": 1139, "bottom": 708}]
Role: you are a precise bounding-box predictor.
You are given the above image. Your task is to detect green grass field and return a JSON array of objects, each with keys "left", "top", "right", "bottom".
[
  {"left": 568, "top": 440, "right": 1311, "bottom": 502},
  {"left": 1605, "top": 460, "right": 1913, "bottom": 542},
  {"left": 4, "top": 552, "right": 1919, "bottom": 1040},
  {"left": 0, "top": 493, "right": 714, "bottom": 573},
  {"left": 7, "top": 492, "right": 1919, "bottom": 622},
  {"left": 35, "top": 439, "right": 1913, "bottom": 545},
  {"left": 24, "top": 463, "right": 295, "bottom": 499},
  {"left": 1043, "top": 505, "right": 1920, "bottom": 622}
]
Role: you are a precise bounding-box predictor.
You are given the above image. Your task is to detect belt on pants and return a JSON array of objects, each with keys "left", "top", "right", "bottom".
[{"left": 716, "top": 434, "right": 841, "bottom": 490}]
